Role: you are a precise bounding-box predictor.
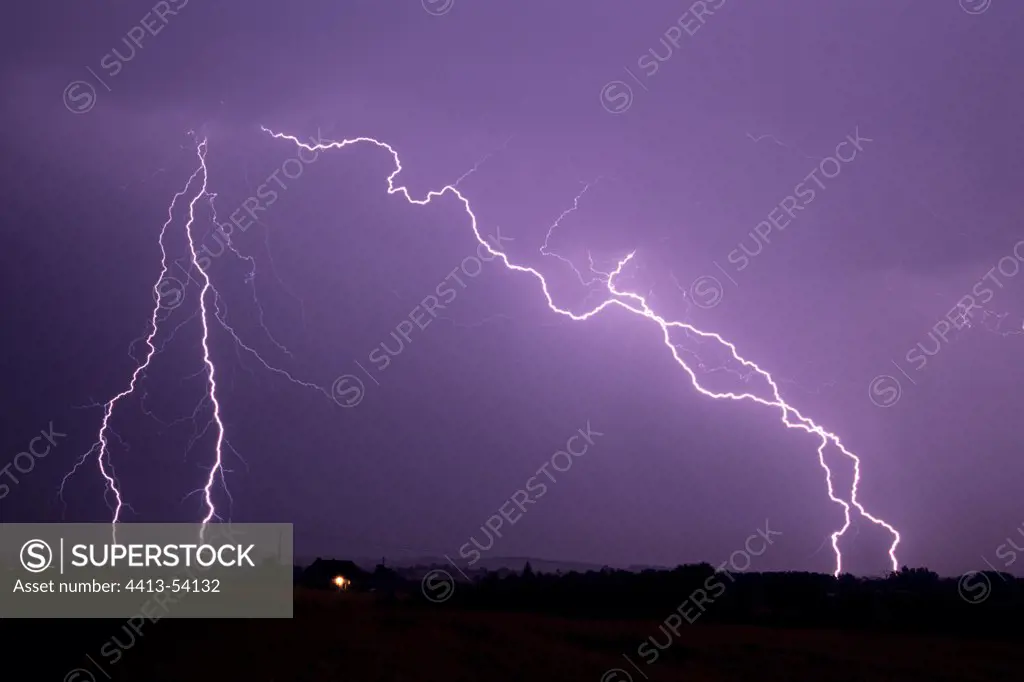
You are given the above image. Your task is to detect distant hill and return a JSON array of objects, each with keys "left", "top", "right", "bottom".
[{"left": 295, "top": 555, "right": 625, "bottom": 574}]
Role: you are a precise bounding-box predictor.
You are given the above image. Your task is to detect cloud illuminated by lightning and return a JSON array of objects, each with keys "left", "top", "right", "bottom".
[{"left": 261, "top": 125, "right": 901, "bottom": 576}]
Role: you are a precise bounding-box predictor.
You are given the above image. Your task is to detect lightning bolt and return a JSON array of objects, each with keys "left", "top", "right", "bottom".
[
  {"left": 746, "top": 131, "right": 818, "bottom": 161},
  {"left": 539, "top": 178, "right": 605, "bottom": 286},
  {"left": 261, "top": 125, "right": 901, "bottom": 576},
  {"left": 60, "top": 157, "right": 210, "bottom": 535},
  {"left": 171, "top": 139, "right": 229, "bottom": 535},
  {"left": 68, "top": 134, "right": 335, "bottom": 538},
  {"left": 72, "top": 124, "right": 900, "bottom": 574},
  {"left": 955, "top": 303, "right": 1024, "bottom": 338},
  {"left": 176, "top": 138, "right": 336, "bottom": 536}
]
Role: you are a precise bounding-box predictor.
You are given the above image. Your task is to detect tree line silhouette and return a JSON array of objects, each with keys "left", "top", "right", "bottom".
[{"left": 299, "top": 559, "right": 1023, "bottom": 637}]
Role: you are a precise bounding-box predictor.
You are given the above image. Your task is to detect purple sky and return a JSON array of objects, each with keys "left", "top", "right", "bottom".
[{"left": 2, "top": 0, "right": 1023, "bottom": 577}]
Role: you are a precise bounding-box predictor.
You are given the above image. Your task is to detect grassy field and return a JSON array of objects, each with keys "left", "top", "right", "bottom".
[{"left": 104, "top": 589, "right": 1021, "bottom": 681}]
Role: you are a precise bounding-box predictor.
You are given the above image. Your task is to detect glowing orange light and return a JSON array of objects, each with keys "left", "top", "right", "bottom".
[{"left": 332, "top": 575, "right": 350, "bottom": 589}]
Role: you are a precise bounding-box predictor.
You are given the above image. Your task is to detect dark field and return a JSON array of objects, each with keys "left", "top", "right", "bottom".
[{"left": 43, "top": 589, "right": 1022, "bottom": 682}]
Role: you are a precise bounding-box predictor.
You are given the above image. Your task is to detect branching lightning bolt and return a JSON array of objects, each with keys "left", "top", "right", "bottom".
[
  {"left": 60, "top": 159, "right": 209, "bottom": 533},
  {"left": 71, "top": 123, "right": 900, "bottom": 574},
  {"left": 261, "top": 125, "right": 901, "bottom": 576},
  {"left": 68, "top": 135, "right": 335, "bottom": 538},
  {"left": 540, "top": 178, "right": 605, "bottom": 286},
  {"left": 172, "top": 139, "right": 229, "bottom": 534}
]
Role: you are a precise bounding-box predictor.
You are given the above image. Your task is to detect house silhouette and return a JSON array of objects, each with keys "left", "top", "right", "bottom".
[{"left": 301, "top": 558, "right": 370, "bottom": 589}]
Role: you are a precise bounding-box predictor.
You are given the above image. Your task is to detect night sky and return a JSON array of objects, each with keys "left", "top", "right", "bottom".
[{"left": 2, "top": 0, "right": 1023, "bottom": 578}]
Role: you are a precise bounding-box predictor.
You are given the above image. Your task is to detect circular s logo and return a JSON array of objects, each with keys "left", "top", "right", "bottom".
[
  {"left": 20, "top": 539, "right": 53, "bottom": 573},
  {"left": 155, "top": 277, "right": 185, "bottom": 310},
  {"left": 600, "top": 81, "right": 633, "bottom": 115},
  {"left": 690, "top": 275, "right": 724, "bottom": 309},
  {"left": 868, "top": 375, "right": 901, "bottom": 408},
  {"left": 958, "top": 570, "right": 991, "bottom": 604},
  {"left": 421, "top": 569, "right": 455, "bottom": 603},
  {"left": 422, "top": 0, "right": 454, "bottom": 16},
  {"left": 332, "top": 374, "right": 365, "bottom": 408},
  {"left": 959, "top": 0, "right": 992, "bottom": 15},
  {"left": 63, "top": 81, "right": 97, "bottom": 114}
]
